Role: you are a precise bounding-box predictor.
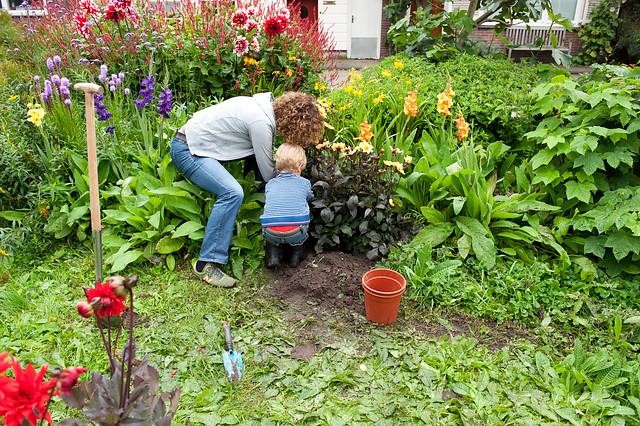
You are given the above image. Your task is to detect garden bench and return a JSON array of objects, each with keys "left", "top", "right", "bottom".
[{"left": 504, "top": 27, "right": 572, "bottom": 59}]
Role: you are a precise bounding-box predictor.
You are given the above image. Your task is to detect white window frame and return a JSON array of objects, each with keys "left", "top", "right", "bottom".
[
  {"left": 471, "top": 0, "right": 590, "bottom": 29},
  {"left": 1, "top": 0, "right": 45, "bottom": 16}
]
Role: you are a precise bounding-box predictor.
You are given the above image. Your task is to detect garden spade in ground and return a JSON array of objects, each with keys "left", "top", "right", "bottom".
[
  {"left": 222, "top": 322, "right": 244, "bottom": 383},
  {"left": 74, "top": 82, "right": 104, "bottom": 283}
]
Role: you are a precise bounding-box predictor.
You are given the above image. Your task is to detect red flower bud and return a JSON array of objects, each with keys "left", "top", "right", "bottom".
[
  {"left": 58, "top": 366, "right": 87, "bottom": 394},
  {"left": 76, "top": 301, "right": 94, "bottom": 318},
  {"left": 105, "top": 275, "right": 127, "bottom": 298}
]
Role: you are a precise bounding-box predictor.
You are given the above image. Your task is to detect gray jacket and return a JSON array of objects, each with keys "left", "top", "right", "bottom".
[{"left": 182, "top": 92, "right": 276, "bottom": 181}]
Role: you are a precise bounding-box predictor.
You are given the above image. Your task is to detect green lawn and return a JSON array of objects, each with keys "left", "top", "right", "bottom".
[{"left": 1, "top": 247, "right": 639, "bottom": 425}]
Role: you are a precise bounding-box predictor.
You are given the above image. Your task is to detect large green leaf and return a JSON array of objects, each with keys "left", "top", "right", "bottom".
[
  {"left": 413, "top": 223, "right": 454, "bottom": 248},
  {"left": 565, "top": 180, "right": 596, "bottom": 203},
  {"left": 455, "top": 216, "right": 495, "bottom": 269},
  {"left": 420, "top": 207, "right": 446, "bottom": 223},
  {"left": 156, "top": 236, "right": 185, "bottom": 254},
  {"left": 605, "top": 231, "right": 640, "bottom": 261},
  {"left": 569, "top": 134, "right": 599, "bottom": 154},
  {"left": 109, "top": 249, "right": 144, "bottom": 272},
  {"left": 573, "top": 152, "right": 604, "bottom": 176},
  {"left": 0, "top": 211, "right": 25, "bottom": 221},
  {"left": 173, "top": 221, "right": 204, "bottom": 238},
  {"left": 531, "top": 149, "right": 555, "bottom": 170},
  {"left": 531, "top": 166, "right": 559, "bottom": 185}
]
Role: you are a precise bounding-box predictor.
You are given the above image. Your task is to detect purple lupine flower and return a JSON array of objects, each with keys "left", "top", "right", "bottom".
[
  {"left": 157, "top": 88, "right": 172, "bottom": 118},
  {"left": 60, "top": 85, "right": 70, "bottom": 97},
  {"left": 106, "top": 125, "right": 115, "bottom": 134},
  {"left": 98, "top": 64, "right": 108, "bottom": 83},
  {"left": 124, "top": 88, "right": 131, "bottom": 96},
  {"left": 115, "top": 77, "right": 122, "bottom": 86},
  {"left": 118, "top": 72, "right": 125, "bottom": 80},
  {"left": 79, "top": 58, "right": 89, "bottom": 64},
  {"left": 64, "top": 98, "right": 71, "bottom": 107},
  {"left": 60, "top": 77, "right": 69, "bottom": 88},
  {"left": 110, "top": 85, "right": 116, "bottom": 92},
  {"left": 46, "top": 57, "right": 54, "bottom": 72},
  {"left": 53, "top": 55, "right": 62, "bottom": 68},
  {"left": 51, "top": 74, "right": 61, "bottom": 87},
  {"left": 94, "top": 93, "right": 112, "bottom": 121}
]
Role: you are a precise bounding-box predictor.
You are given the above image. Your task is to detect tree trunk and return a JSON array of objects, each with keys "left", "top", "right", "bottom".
[{"left": 467, "top": 0, "right": 479, "bottom": 18}]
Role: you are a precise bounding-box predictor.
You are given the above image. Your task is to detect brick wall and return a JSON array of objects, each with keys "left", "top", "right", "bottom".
[{"left": 380, "top": 0, "right": 391, "bottom": 57}]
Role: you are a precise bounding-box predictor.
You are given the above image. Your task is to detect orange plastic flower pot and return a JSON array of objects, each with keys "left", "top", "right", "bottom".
[{"left": 362, "top": 268, "right": 406, "bottom": 325}]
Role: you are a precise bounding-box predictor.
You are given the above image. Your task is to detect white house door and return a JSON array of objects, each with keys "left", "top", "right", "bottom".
[{"left": 348, "top": 0, "right": 382, "bottom": 59}]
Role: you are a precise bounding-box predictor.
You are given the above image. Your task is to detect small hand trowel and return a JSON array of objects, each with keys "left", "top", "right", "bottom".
[{"left": 222, "top": 322, "right": 244, "bottom": 383}]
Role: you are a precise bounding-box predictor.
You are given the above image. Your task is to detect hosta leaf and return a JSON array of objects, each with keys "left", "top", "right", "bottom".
[
  {"left": 605, "top": 231, "right": 640, "bottom": 261},
  {"left": 156, "top": 236, "right": 185, "bottom": 254},
  {"left": 573, "top": 152, "right": 605, "bottom": 176},
  {"left": 565, "top": 180, "right": 596, "bottom": 203}
]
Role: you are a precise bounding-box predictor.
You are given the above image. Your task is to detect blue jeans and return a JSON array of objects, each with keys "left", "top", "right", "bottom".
[
  {"left": 170, "top": 138, "right": 243, "bottom": 264},
  {"left": 262, "top": 225, "right": 309, "bottom": 246}
]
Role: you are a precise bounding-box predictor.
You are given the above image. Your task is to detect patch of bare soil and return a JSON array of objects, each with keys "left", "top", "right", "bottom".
[{"left": 266, "top": 251, "right": 536, "bottom": 360}]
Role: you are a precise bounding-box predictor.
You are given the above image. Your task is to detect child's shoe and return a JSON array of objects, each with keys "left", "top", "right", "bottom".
[
  {"left": 289, "top": 245, "right": 305, "bottom": 268},
  {"left": 265, "top": 242, "right": 282, "bottom": 268}
]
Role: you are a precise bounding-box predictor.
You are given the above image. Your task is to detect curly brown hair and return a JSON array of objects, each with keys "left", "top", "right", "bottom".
[{"left": 272, "top": 92, "right": 324, "bottom": 148}]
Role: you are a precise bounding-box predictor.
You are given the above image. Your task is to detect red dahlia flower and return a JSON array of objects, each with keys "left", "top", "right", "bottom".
[
  {"left": 84, "top": 281, "right": 127, "bottom": 318},
  {"left": 104, "top": 3, "right": 125, "bottom": 21},
  {"left": 264, "top": 16, "right": 286, "bottom": 37},
  {"left": 0, "top": 361, "right": 57, "bottom": 426},
  {"left": 232, "top": 10, "right": 248, "bottom": 27},
  {"left": 57, "top": 367, "right": 87, "bottom": 395}
]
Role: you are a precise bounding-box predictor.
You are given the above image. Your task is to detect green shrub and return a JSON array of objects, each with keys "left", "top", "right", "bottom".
[
  {"left": 575, "top": 0, "right": 621, "bottom": 65},
  {"left": 524, "top": 70, "right": 640, "bottom": 273}
]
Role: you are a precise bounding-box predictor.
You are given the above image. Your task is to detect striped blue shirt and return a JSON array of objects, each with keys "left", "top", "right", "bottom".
[{"left": 260, "top": 172, "right": 313, "bottom": 226}]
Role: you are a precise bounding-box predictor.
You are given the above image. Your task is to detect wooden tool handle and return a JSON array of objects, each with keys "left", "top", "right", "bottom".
[{"left": 74, "top": 83, "right": 104, "bottom": 232}]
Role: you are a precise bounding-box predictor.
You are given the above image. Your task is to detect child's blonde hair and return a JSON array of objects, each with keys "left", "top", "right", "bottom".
[{"left": 275, "top": 143, "right": 307, "bottom": 172}]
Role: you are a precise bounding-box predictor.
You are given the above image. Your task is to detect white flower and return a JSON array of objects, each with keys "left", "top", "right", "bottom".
[{"left": 233, "top": 35, "right": 249, "bottom": 56}]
